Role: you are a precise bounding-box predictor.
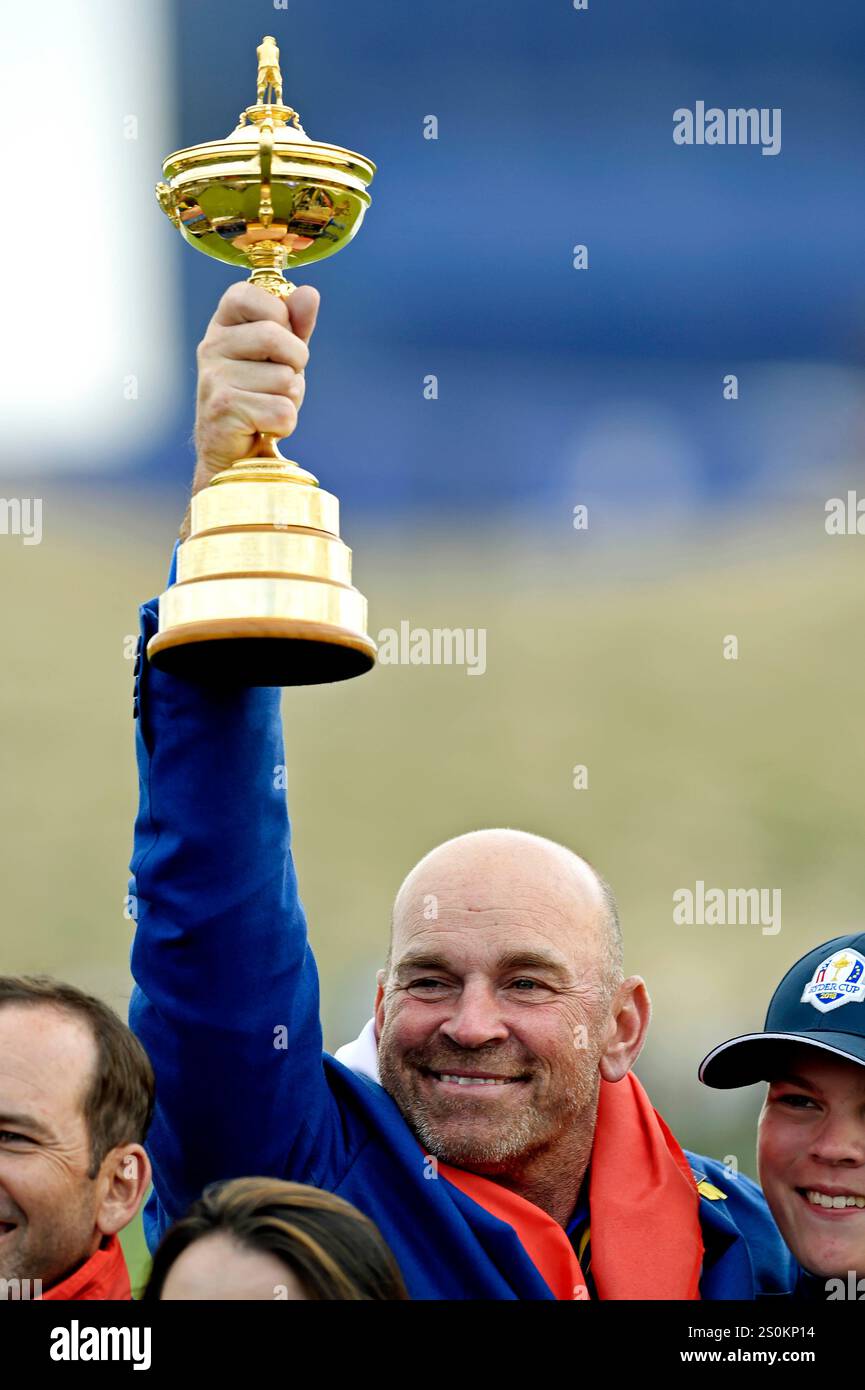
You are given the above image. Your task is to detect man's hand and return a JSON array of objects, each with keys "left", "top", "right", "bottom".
[{"left": 192, "top": 281, "right": 320, "bottom": 496}]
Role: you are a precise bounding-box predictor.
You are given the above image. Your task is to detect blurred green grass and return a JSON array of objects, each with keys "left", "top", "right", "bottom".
[{"left": 2, "top": 494, "right": 863, "bottom": 1288}]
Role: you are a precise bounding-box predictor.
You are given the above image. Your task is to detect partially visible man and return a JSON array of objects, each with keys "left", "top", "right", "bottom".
[
  {"left": 701, "top": 933, "right": 865, "bottom": 1299},
  {"left": 0, "top": 977, "right": 154, "bottom": 1300}
]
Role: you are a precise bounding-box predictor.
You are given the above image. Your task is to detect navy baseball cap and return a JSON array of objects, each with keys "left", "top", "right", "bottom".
[{"left": 699, "top": 933, "right": 865, "bottom": 1088}]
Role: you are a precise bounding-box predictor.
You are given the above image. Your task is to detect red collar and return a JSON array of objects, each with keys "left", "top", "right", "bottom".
[
  {"left": 435, "top": 1073, "right": 703, "bottom": 1300},
  {"left": 40, "top": 1235, "right": 131, "bottom": 1301}
]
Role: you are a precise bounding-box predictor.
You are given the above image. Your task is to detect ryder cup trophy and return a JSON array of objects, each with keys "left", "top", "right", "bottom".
[{"left": 147, "top": 35, "right": 376, "bottom": 685}]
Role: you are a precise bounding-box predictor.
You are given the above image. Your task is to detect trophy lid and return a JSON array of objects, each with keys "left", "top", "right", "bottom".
[
  {"left": 162, "top": 33, "right": 375, "bottom": 183},
  {"left": 157, "top": 36, "right": 375, "bottom": 277}
]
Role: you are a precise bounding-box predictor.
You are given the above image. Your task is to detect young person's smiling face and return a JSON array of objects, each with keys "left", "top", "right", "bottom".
[{"left": 758, "top": 1046, "right": 865, "bottom": 1281}]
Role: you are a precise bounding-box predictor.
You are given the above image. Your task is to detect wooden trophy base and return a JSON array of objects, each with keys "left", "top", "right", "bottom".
[{"left": 147, "top": 616, "right": 377, "bottom": 686}]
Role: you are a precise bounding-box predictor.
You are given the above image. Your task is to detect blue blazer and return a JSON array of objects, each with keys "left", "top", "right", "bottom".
[{"left": 128, "top": 572, "right": 797, "bottom": 1300}]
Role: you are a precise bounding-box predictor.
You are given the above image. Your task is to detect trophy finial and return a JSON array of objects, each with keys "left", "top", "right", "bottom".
[{"left": 256, "top": 35, "right": 283, "bottom": 106}]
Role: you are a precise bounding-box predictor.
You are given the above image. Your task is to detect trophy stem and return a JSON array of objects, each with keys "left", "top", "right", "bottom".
[
  {"left": 236, "top": 241, "right": 306, "bottom": 475},
  {"left": 212, "top": 432, "right": 320, "bottom": 488},
  {"left": 246, "top": 239, "right": 296, "bottom": 299},
  {"left": 248, "top": 265, "right": 297, "bottom": 298}
]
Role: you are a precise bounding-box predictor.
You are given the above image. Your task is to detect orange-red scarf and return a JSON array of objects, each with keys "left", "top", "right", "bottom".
[
  {"left": 436, "top": 1072, "right": 703, "bottom": 1300},
  {"left": 40, "top": 1235, "right": 131, "bottom": 1301}
]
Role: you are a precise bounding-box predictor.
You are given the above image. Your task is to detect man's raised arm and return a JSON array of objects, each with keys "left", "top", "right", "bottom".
[{"left": 128, "top": 285, "right": 343, "bottom": 1245}]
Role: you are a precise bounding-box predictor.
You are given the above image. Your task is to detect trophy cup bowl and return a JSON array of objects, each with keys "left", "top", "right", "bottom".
[{"left": 147, "top": 36, "right": 377, "bottom": 686}]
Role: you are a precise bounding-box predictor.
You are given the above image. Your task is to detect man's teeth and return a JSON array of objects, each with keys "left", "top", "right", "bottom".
[
  {"left": 805, "top": 1190, "right": 865, "bottom": 1209},
  {"left": 438, "top": 1073, "right": 512, "bottom": 1086}
]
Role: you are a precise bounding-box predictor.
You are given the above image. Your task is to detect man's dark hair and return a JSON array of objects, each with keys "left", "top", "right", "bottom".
[{"left": 0, "top": 976, "right": 155, "bottom": 1179}]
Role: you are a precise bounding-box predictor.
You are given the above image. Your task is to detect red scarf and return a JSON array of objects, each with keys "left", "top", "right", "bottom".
[
  {"left": 40, "top": 1235, "right": 131, "bottom": 1301},
  {"left": 436, "top": 1072, "right": 703, "bottom": 1300}
]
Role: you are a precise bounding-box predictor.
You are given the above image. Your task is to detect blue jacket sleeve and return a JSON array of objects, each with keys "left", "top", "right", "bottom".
[{"left": 128, "top": 555, "right": 346, "bottom": 1234}]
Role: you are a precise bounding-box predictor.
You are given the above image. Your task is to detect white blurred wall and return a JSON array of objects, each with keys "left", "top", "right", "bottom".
[{"left": 0, "top": 0, "right": 180, "bottom": 469}]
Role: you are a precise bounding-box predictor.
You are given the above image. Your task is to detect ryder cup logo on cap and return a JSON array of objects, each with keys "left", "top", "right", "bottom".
[
  {"left": 801, "top": 948, "right": 865, "bottom": 1014},
  {"left": 699, "top": 932, "right": 865, "bottom": 1089}
]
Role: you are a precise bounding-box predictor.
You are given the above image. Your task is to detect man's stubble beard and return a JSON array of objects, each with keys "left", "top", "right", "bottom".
[
  {"left": 378, "top": 1025, "right": 602, "bottom": 1172},
  {"left": 0, "top": 1184, "right": 98, "bottom": 1287}
]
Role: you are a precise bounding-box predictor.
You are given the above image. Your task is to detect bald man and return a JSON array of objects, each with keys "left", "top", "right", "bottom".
[{"left": 128, "top": 283, "right": 794, "bottom": 1300}]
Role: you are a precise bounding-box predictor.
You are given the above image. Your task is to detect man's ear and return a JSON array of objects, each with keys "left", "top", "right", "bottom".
[
  {"left": 374, "top": 970, "right": 386, "bottom": 1040},
  {"left": 598, "top": 977, "right": 652, "bottom": 1083},
  {"left": 94, "top": 1144, "right": 152, "bottom": 1239}
]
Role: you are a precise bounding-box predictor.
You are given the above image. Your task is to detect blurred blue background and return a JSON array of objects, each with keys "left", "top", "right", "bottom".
[
  {"left": 8, "top": 0, "right": 864, "bottom": 514},
  {"left": 161, "top": 0, "right": 865, "bottom": 518}
]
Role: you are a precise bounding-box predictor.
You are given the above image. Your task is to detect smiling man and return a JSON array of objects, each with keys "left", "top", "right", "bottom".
[
  {"left": 372, "top": 834, "right": 631, "bottom": 1228},
  {"left": 0, "top": 978, "right": 153, "bottom": 1300},
  {"left": 700, "top": 934, "right": 865, "bottom": 1300},
  {"left": 128, "top": 280, "right": 795, "bottom": 1300}
]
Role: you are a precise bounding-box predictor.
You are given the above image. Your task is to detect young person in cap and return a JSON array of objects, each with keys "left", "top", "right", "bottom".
[{"left": 700, "top": 933, "right": 865, "bottom": 1300}]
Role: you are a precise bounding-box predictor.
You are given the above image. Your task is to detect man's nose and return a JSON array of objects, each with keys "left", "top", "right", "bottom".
[
  {"left": 439, "top": 982, "right": 509, "bottom": 1050},
  {"left": 810, "top": 1112, "right": 865, "bottom": 1167}
]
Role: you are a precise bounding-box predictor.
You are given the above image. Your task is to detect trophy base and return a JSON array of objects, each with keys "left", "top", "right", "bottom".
[{"left": 147, "top": 617, "right": 376, "bottom": 686}]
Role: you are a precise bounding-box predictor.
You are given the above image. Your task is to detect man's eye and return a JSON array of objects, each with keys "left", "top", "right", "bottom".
[
  {"left": 776, "top": 1093, "right": 817, "bottom": 1110},
  {"left": 508, "top": 973, "right": 556, "bottom": 995},
  {"left": 0, "top": 1131, "right": 28, "bottom": 1143},
  {"left": 408, "top": 978, "right": 447, "bottom": 992}
]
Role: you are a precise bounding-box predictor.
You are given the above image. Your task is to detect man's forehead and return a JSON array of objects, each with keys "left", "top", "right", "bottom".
[
  {"left": 0, "top": 1004, "right": 96, "bottom": 1103},
  {"left": 391, "top": 911, "right": 593, "bottom": 973},
  {"left": 394, "top": 874, "right": 604, "bottom": 937},
  {"left": 390, "top": 832, "right": 610, "bottom": 966}
]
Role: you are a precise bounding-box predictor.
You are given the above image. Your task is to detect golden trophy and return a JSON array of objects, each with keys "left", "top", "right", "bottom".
[{"left": 147, "top": 35, "right": 376, "bottom": 685}]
